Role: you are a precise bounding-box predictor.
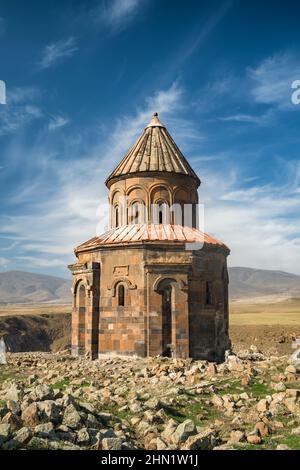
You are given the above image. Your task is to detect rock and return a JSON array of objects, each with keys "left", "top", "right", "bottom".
[
  {"left": 271, "top": 382, "right": 286, "bottom": 392},
  {"left": 34, "top": 422, "right": 55, "bottom": 438},
  {"left": 84, "top": 413, "right": 100, "bottom": 429},
  {"left": 291, "top": 426, "right": 300, "bottom": 435},
  {"left": 102, "top": 437, "right": 124, "bottom": 450},
  {"left": 255, "top": 421, "right": 269, "bottom": 437},
  {"left": 285, "top": 365, "right": 296, "bottom": 375},
  {"left": 62, "top": 404, "right": 82, "bottom": 430},
  {"left": 144, "top": 397, "right": 162, "bottom": 410},
  {"left": 5, "top": 384, "right": 23, "bottom": 402},
  {"left": 77, "top": 401, "right": 96, "bottom": 415},
  {"left": 247, "top": 434, "right": 262, "bottom": 445},
  {"left": 227, "top": 355, "right": 244, "bottom": 371},
  {"left": 239, "top": 392, "right": 249, "bottom": 400},
  {"left": 1, "top": 411, "right": 22, "bottom": 429},
  {"left": 21, "top": 402, "right": 40, "bottom": 426},
  {"left": 227, "top": 430, "right": 245, "bottom": 444},
  {"left": 97, "top": 412, "right": 112, "bottom": 426},
  {"left": 156, "top": 437, "right": 167, "bottom": 450},
  {"left": 284, "top": 398, "right": 299, "bottom": 414},
  {"left": 12, "top": 427, "right": 32, "bottom": 447},
  {"left": 6, "top": 400, "right": 21, "bottom": 414},
  {"left": 206, "top": 363, "right": 217, "bottom": 376},
  {"left": 276, "top": 444, "right": 291, "bottom": 450},
  {"left": 76, "top": 427, "right": 90, "bottom": 445},
  {"left": 238, "top": 346, "right": 265, "bottom": 361},
  {"left": 173, "top": 419, "right": 197, "bottom": 444},
  {"left": 0, "top": 423, "right": 12, "bottom": 444},
  {"left": 33, "top": 384, "right": 54, "bottom": 401},
  {"left": 181, "top": 428, "right": 216, "bottom": 450},
  {"left": 161, "top": 419, "right": 177, "bottom": 443},
  {"left": 257, "top": 399, "right": 268, "bottom": 413},
  {"left": 37, "top": 400, "right": 60, "bottom": 424},
  {"left": 211, "top": 395, "right": 223, "bottom": 408},
  {"left": 28, "top": 436, "right": 50, "bottom": 450},
  {"left": 129, "top": 402, "right": 142, "bottom": 413}
]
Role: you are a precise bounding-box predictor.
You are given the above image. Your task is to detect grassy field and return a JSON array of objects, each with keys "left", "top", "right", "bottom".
[
  {"left": 0, "top": 303, "right": 71, "bottom": 317},
  {"left": 230, "top": 297, "right": 300, "bottom": 325},
  {"left": 0, "top": 298, "right": 299, "bottom": 354},
  {"left": 0, "top": 298, "right": 299, "bottom": 325}
]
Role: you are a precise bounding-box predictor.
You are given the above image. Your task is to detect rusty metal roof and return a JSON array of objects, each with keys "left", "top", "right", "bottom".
[
  {"left": 105, "top": 113, "right": 200, "bottom": 186},
  {"left": 75, "top": 224, "right": 229, "bottom": 253}
]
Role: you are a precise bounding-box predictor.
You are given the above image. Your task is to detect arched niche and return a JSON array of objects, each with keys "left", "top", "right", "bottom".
[{"left": 128, "top": 198, "right": 147, "bottom": 224}]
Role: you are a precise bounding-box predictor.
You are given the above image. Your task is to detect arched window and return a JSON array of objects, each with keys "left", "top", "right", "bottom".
[
  {"left": 78, "top": 284, "right": 86, "bottom": 310},
  {"left": 154, "top": 201, "right": 169, "bottom": 224},
  {"left": 205, "top": 281, "right": 213, "bottom": 305},
  {"left": 118, "top": 284, "right": 125, "bottom": 307},
  {"left": 115, "top": 206, "right": 119, "bottom": 227},
  {"left": 158, "top": 204, "right": 163, "bottom": 224},
  {"left": 132, "top": 202, "right": 139, "bottom": 224}
]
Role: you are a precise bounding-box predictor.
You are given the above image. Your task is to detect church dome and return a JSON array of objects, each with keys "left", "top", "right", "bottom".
[{"left": 105, "top": 113, "right": 200, "bottom": 187}]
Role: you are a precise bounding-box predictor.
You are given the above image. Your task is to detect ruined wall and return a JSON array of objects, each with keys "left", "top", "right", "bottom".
[{"left": 70, "top": 243, "right": 230, "bottom": 361}]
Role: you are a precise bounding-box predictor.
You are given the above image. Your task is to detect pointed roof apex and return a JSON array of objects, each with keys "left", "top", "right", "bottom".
[
  {"left": 105, "top": 113, "right": 200, "bottom": 187},
  {"left": 146, "top": 112, "right": 165, "bottom": 128}
]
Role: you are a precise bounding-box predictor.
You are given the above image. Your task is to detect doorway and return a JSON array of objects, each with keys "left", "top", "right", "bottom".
[
  {"left": 161, "top": 285, "right": 172, "bottom": 357},
  {"left": 78, "top": 283, "right": 86, "bottom": 354}
]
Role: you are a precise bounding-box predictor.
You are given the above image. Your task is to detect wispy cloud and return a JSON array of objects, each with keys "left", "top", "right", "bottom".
[
  {"left": 95, "top": 0, "right": 144, "bottom": 32},
  {"left": 218, "top": 111, "right": 274, "bottom": 126},
  {"left": 0, "top": 257, "right": 10, "bottom": 267},
  {"left": 248, "top": 50, "right": 300, "bottom": 109},
  {"left": 0, "top": 83, "right": 184, "bottom": 272},
  {"left": 39, "top": 37, "right": 78, "bottom": 69},
  {"left": 1, "top": 80, "right": 300, "bottom": 276},
  {"left": 203, "top": 160, "right": 300, "bottom": 274},
  {"left": 0, "top": 86, "right": 42, "bottom": 136},
  {"left": 48, "top": 115, "right": 69, "bottom": 131}
]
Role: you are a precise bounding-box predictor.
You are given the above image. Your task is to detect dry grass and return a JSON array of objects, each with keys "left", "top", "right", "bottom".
[
  {"left": 0, "top": 303, "right": 71, "bottom": 317},
  {"left": 230, "top": 297, "right": 300, "bottom": 326}
]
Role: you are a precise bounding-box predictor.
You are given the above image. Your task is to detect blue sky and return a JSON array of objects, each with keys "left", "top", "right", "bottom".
[{"left": 1, "top": 0, "right": 300, "bottom": 278}]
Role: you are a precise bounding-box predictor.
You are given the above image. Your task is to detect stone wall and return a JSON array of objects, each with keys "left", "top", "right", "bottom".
[{"left": 69, "top": 243, "right": 230, "bottom": 362}]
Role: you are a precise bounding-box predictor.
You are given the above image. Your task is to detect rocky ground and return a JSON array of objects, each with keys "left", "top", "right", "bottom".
[{"left": 0, "top": 347, "right": 300, "bottom": 451}]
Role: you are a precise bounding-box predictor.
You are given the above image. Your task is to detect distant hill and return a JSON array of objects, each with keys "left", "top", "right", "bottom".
[
  {"left": 0, "top": 267, "right": 299, "bottom": 304},
  {"left": 0, "top": 271, "right": 71, "bottom": 304},
  {"left": 228, "top": 267, "right": 300, "bottom": 300}
]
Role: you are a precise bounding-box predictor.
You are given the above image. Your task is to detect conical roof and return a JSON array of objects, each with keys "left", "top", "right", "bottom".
[{"left": 106, "top": 113, "right": 200, "bottom": 186}]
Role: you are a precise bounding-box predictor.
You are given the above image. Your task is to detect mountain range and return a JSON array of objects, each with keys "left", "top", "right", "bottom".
[{"left": 0, "top": 267, "right": 299, "bottom": 304}]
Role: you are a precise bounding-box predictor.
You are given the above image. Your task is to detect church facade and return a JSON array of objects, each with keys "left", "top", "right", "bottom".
[{"left": 69, "top": 113, "right": 230, "bottom": 362}]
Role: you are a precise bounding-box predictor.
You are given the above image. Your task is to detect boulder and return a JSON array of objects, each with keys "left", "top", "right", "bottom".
[
  {"left": 0, "top": 423, "right": 12, "bottom": 445},
  {"left": 5, "top": 383, "right": 23, "bottom": 402},
  {"left": 21, "top": 402, "right": 40, "bottom": 426},
  {"left": 37, "top": 400, "right": 61, "bottom": 424},
  {"left": 247, "top": 434, "right": 262, "bottom": 445},
  {"left": 255, "top": 421, "right": 269, "bottom": 437},
  {"left": 173, "top": 419, "right": 197, "bottom": 444},
  {"left": 62, "top": 404, "right": 82, "bottom": 430},
  {"left": 34, "top": 422, "right": 55, "bottom": 438},
  {"left": 102, "top": 437, "right": 124, "bottom": 450},
  {"left": 227, "top": 430, "right": 245, "bottom": 444},
  {"left": 33, "top": 384, "right": 54, "bottom": 401},
  {"left": 181, "top": 428, "right": 216, "bottom": 450}
]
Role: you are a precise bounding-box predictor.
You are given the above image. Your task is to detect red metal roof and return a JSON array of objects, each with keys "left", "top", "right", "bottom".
[{"left": 75, "top": 224, "right": 229, "bottom": 253}]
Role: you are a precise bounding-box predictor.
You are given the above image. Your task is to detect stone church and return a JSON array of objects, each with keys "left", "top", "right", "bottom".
[{"left": 69, "top": 113, "right": 230, "bottom": 362}]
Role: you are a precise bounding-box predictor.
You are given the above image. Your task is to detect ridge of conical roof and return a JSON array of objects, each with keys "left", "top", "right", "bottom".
[{"left": 105, "top": 112, "right": 200, "bottom": 186}]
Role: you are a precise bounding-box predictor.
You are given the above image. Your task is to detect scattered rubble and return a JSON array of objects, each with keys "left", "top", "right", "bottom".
[{"left": 0, "top": 346, "right": 299, "bottom": 450}]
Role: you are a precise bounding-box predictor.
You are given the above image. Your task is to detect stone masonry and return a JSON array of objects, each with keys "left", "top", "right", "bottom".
[{"left": 69, "top": 113, "right": 231, "bottom": 362}]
